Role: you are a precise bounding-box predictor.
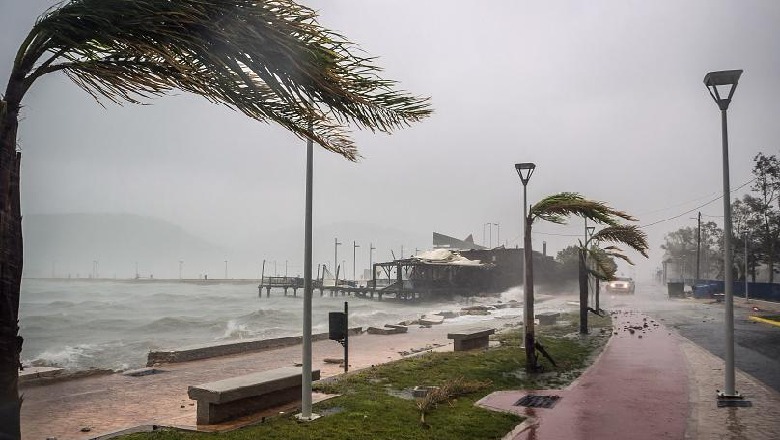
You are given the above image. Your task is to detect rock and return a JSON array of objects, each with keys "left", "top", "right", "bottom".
[{"left": 80, "top": 427, "right": 91, "bottom": 433}]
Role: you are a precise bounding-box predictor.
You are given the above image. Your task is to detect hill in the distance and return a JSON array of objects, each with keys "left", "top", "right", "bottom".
[{"left": 23, "top": 213, "right": 226, "bottom": 279}]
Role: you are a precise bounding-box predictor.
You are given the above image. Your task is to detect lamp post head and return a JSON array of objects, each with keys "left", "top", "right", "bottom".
[
  {"left": 704, "top": 70, "right": 743, "bottom": 111},
  {"left": 586, "top": 226, "right": 596, "bottom": 244},
  {"left": 515, "top": 163, "right": 536, "bottom": 186}
]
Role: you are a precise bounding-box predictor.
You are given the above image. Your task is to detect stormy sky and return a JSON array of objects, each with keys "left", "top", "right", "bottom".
[{"left": 2, "top": 1, "right": 780, "bottom": 280}]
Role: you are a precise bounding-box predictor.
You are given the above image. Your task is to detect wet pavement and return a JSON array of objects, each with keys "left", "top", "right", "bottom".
[
  {"left": 19, "top": 317, "right": 507, "bottom": 440},
  {"left": 20, "top": 287, "right": 780, "bottom": 439},
  {"left": 478, "top": 285, "right": 780, "bottom": 440},
  {"left": 479, "top": 309, "right": 689, "bottom": 439}
]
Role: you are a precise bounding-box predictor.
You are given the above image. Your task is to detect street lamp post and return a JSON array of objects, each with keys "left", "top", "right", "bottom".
[
  {"left": 369, "top": 243, "right": 376, "bottom": 283},
  {"left": 300, "top": 120, "right": 317, "bottom": 420},
  {"left": 353, "top": 241, "right": 360, "bottom": 282},
  {"left": 493, "top": 223, "right": 500, "bottom": 247},
  {"left": 704, "top": 69, "right": 743, "bottom": 400},
  {"left": 224, "top": 260, "right": 228, "bottom": 279},
  {"left": 334, "top": 238, "right": 342, "bottom": 277},
  {"left": 515, "top": 162, "right": 536, "bottom": 372}
]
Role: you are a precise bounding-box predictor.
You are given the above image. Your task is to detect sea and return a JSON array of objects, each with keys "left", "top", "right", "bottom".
[{"left": 18, "top": 279, "right": 528, "bottom": 372}]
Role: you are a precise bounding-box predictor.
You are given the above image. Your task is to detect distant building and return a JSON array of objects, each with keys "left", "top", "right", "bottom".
[{"left": 432, "top": 232, "right": 486, "bottom": 250}]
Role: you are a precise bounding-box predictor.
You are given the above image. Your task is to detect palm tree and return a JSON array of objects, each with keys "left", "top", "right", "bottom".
[
  {"left": 581, "top": 224, "right": 649, "bottom": 330},
  {"left": 0, "top": 1, "right": 432, "bottom": 436},
  {"left": 524, "top": 193, "right": 648, "bottom": 369}
]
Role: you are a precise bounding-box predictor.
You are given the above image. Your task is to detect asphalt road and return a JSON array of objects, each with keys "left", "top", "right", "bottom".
[{"left": 600, "top": 282, "right": 780, "bottom": 394}]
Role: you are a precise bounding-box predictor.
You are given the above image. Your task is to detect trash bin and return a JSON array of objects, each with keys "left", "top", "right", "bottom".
[{"left": 667, "top": 282, "right": 685, "bottom": 298}]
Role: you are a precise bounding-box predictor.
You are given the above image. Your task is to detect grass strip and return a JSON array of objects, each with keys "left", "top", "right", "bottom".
[{"left": 123, "top": 313, "right": 611, "bottom": 440}]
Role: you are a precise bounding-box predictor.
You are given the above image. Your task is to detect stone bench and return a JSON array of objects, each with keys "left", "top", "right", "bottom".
[
  {"left": 447, "top": 328, "right": 495, "bottom": 351},
  {"left": 536, "top": 312, "right": 560, "bottom": 325},
  {"left": 188, "top": 366, "right": 320, "bottom": 425}
]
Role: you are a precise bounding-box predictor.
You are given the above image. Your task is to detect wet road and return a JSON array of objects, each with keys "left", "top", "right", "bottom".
[{"left": 602, "top": 282, "right": 780, "bottom": 394}]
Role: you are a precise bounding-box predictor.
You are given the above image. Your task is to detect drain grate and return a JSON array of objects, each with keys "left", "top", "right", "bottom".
[
  {"left": 514, "top": 394, "right": 561, "bottom": 409},
  {"left": 717, "top": 399, "right": 752, "bottom": 408}
]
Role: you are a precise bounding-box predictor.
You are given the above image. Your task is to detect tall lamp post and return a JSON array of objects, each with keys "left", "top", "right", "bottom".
[
  {"left": 353, "top": 241, "right": 360, "bottom": 282},
  {"left": 334, "top": 238, "right": 342, "bottom": 277},
  {"left": 299, "top": 119, "right": 317, "bottom": 420},
  {"left": 704, "top": 69, "right": 743, "bottom": 400},
  {"left": 515, "top": 162, "right": 536, "bottom": 372},
  {"left": 369, "top": 243, "right": 375, "bottom": 280}
]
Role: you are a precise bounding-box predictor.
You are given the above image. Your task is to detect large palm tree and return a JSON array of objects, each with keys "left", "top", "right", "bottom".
[
  {"left": 524, "top": 193, "right": 648, "bottom": 368},
  {"left": 0, "top": 0, "right": 431, "bottom": 436}
]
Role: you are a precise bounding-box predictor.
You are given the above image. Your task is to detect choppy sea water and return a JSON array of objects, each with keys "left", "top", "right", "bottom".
[{"left": 19, "top": 279, "right": 528, "bottom": 372}]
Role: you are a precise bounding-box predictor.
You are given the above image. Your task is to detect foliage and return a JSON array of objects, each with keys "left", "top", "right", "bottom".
[
  {"left": 661, "top": 221, "right": 723, "bottom": 280},
  {"left": 556, "top": 245, "right": 581, "bottom": 275},
  {"left": 530, "top": 193, "right": 649, "bottom": 281},
  {"left": 664, "top": 152, "right": 780, "bottom": 282},
  {"left": 1, "top": 1, "right": 432, "bottom": 437},
  {"left": 416, "top": 377, "right": 491, "bottom": 425},
  {"left": 6, "top": 0, "right": 432, "bottom": 160},
  {"left": 120, "top": 315, "right": 611, "bottom": 440},
  {"left": 735, "top": 153, "right": 780, "bottom": 282},
  {"left": 530, "top": 192, "right": 636, "bottom": 226}
]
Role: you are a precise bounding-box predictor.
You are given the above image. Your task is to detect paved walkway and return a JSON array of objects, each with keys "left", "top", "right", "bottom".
[
  {"left": 20, "top": 320, "right": 480, "bottom": 440},
  {"left": 21, "top": 293, "right": 780, "bottom": 440},
  {"left": 477, "top": 305, "right": 780, "bottom": 440}
]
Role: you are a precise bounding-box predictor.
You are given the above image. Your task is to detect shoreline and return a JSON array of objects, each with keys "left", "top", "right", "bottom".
[{"left": 20, "top": 306, "right": 530, "bottom": 440}]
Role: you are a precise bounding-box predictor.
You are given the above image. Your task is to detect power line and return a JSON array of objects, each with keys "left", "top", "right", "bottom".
[{"left": 639, "top": 177, "right": 756, "bottom": 229}]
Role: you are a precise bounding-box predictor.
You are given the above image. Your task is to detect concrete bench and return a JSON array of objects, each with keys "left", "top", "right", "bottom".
[
  {"left": 187, "top": 366, "right": 320, "bottom": 425},
  {"left": 536, "top": 312, "right": 560, "bottom": 325},
  {"left": 447, "top": 328, "right": 495, "bottom": 351}
]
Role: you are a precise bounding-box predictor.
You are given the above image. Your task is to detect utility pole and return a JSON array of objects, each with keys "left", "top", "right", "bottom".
[
  {"left": 696, "top": 211, "right": 701, "bottom": 282},
  {"left": 745, "top": 233, "right": 749, "bottom": 302}
]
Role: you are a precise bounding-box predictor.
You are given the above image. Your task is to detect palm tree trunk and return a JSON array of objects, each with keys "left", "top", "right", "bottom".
[
  {"left": 0, "top": 90, "right": 24, "bottom": 439},
  {"left": 524, "top": 217, "right": 536, "bottom": 372},
  {"left": 578, "top": 248, "right": 588, "bottom": 334}
]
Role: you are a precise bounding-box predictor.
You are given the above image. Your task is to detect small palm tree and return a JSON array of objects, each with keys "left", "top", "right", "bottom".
[
  {"left": 0, "top": 1, "right": 431, "bottom": 436},
  {"left": 582, "top": 224, "right": 649, "bottom": 323},
  {"left": 524, "top": 193, "right": 648, "bottom": 368}
]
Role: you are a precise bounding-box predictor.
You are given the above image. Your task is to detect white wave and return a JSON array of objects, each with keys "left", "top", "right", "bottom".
[
  {"left": 25, "top": 344, "right": 96, "bottom": 369},
  {"left": 220, "top": 319, "right": 252, "bottom": 340}
]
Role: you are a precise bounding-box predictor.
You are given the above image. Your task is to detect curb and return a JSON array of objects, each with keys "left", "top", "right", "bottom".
[{"left": 748, "top": 315, "right": 780, "bottom": 328}]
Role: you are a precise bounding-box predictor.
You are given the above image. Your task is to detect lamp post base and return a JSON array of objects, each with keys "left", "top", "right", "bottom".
[
  {"left": 295, "top": 412, "right": 321, "bottom": 422},
  {"left": 716, "top": 390, "right": 743, "bottom": 399}
]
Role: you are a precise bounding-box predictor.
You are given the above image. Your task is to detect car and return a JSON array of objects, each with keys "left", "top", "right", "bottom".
[{"left": 605, "top": 277, "right": 635, "bottom": 294}]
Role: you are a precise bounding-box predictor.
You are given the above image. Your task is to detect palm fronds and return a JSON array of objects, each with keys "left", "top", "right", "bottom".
[
  {"left": 591, "top": 224, "right": 649, "bottom": 258},
  {"left": 587, "top": 248, "right": 618, "bottom": 280},
  {"left": 8, "top": 0, "right": 432, "bottom": 160},
  {"left": 530, "top": 192, "right": 636, "bottom": 226}
]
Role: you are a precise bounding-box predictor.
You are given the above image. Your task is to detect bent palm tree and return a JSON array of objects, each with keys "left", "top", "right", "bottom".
[
  {"left": 0, "top": 1, "right": 431, "bottom": 436},
  {"left": 524, "top": 193, "right": 648, "bottom": 368}
]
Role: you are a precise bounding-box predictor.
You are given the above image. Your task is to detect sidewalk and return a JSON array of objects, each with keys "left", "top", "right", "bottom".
[
  {"left": 477, "top": 308, "right": 780, "bottom": 440},
  {"left": 20, "top": 321, "right": 472, "bottom": 440}
]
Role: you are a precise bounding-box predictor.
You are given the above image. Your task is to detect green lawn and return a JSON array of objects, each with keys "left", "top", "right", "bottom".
[{"left": 123, "top": 314, "right": 611, "bottom": 440}]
